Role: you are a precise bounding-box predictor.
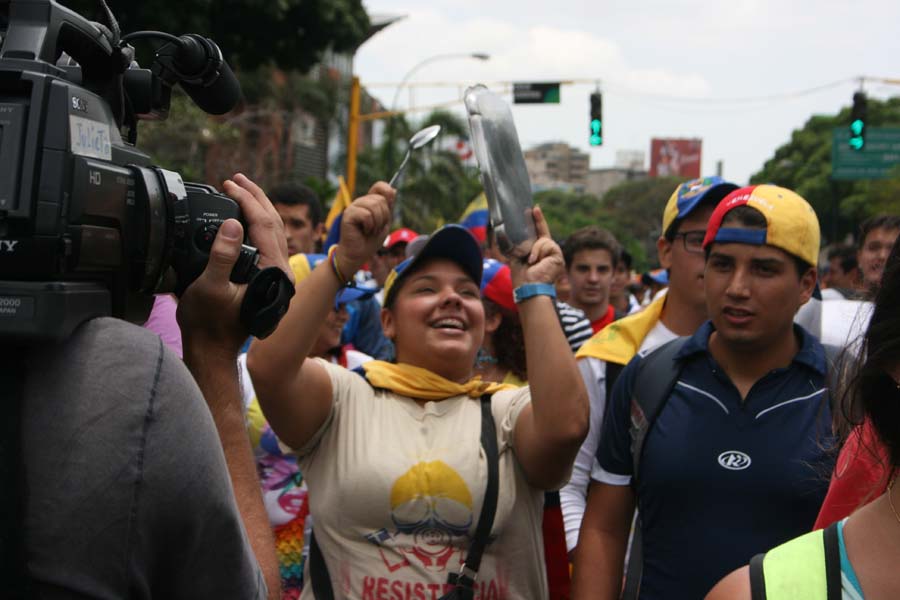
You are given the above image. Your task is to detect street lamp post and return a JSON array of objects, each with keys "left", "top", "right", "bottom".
[
  {"left": 390, "top": 52, "right": 490, "bottom": 114},
  {"left": 385, "top": 52, "right": 490, "bottom": 174},
  {"left": 345, "top": 52, "right": 489, "bottom": 198}
]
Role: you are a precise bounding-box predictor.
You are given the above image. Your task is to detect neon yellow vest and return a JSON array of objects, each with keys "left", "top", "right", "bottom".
[{"left": 753, "top": 524, "right": 841, "bottom": 600}]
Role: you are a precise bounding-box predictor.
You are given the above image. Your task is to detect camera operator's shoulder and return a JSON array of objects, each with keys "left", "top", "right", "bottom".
[{"left": 39, "top": 317, "right": 200, "bottom": 414}]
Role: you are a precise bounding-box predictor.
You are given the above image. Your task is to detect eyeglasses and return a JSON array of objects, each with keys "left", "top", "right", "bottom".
[{"left": 672, "top": 230, "right": 706, "bottom": 254}]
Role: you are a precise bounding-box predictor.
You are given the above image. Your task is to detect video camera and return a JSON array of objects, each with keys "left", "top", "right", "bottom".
[{"left": 0, "top": 0, "right": 292, "bottom": 341}]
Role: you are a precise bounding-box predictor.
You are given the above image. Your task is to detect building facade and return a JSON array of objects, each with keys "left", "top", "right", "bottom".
[{"left": 524, "top": 142, "right": 590, "bottom": 192}]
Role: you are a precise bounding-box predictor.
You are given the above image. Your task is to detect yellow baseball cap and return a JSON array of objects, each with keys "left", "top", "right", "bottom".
[{"left": 702, "top": 185, "right": 820, "bottom": 267}]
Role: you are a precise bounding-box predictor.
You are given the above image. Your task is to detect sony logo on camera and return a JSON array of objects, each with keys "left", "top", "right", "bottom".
[
  {"left": 71, "top": 95, "right": 89, "bottom": 112},
  {"left": 0, "top": 241, "right": 20, "bottom": 252}
]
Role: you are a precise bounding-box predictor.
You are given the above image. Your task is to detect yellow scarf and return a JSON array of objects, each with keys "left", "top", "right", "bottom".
[
  {"left": 575, "top": 294, "right": 667, "bottom": 365},
  {"left": 362, "top": 361, "right": 517, "bottom": 400}
]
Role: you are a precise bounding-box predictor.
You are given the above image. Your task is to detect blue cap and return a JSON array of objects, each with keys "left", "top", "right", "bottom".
[
  {"left": 662, "top": 176, "right": 740, "bottom": 234},
  {"left": 383, "top": 225, "right": 483, "bottom": 307}
]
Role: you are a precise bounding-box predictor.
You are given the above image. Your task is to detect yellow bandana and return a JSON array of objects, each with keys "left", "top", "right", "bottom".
[
  {"left": 362, "top": 361, "right": 517, "bottom": 400},
  {"left": 575, "top": 294, "right": 667, "bottom": 365}
]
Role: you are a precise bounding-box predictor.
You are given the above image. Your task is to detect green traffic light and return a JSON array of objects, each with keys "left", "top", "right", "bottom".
[
  {"left": 850, "top": 119, "right": 864, "bottom": 135},
  {"left": 590, "top": 134, "right": 602, "bottom": 146},
  {"left": 849, "top": 136, "right": 864, "bottom": 150},
  {"left": 591, "top": 119, "right": 601, "bottom": 134}
]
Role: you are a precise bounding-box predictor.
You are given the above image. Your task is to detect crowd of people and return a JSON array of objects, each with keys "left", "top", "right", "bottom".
[{"left": 14, "top": 168, "right": 900, "bottom": 600}]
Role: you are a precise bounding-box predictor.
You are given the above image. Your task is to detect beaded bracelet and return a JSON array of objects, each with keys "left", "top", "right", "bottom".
[{"left": 327, "top": 245, "right": 353, "bottom": 287}]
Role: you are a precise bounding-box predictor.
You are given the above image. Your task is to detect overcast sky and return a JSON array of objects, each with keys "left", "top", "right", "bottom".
[{"left": 354, "top": 0, "right": 900, "bottom": 185}]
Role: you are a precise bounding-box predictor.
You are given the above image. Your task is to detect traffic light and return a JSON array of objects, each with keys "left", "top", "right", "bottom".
[
  {"left": 589, "top": 92, "right": 603, "bottom": 146},
  {"left": 849, "top": 92, "right": 867, "bottom": 151}
]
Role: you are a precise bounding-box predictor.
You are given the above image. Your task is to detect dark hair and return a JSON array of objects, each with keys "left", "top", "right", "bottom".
[
  {"left": 618, "top": 249, "right": 633, "bottom": 271},
  {"left": 858, "top": 215, "right": 900, "bottom": 249},
  {"left": 269, "top": 183, "right": 323, "bottom": 227},
  {"left": 483, "top": 300, "right": 527, "bottom": 381},
  {"left": 844, "top": 235, "right": 900, "bottom": 471},
  {"left": 663, "top": 187, "right": 732, "bottom": 241},
  {"left": 708, "top": 205, "right": 813, "bottom": 277},
  {"left": 827, "top": 245, "right": 858, "bottom": 274},
  {"left": 562, "top": 226, "right": 621, "bottom": 270}
]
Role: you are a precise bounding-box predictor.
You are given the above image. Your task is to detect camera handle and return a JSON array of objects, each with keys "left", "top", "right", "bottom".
[
  {"left": 1, "top": 0, "right": 116, "bottom": 71},
  {"left": 239, "top": 266, "right": 295, "bottom": 340}
]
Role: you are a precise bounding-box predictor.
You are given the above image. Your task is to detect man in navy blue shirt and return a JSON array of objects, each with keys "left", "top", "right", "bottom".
[{"left": 572, "top": 185, "right": 836, "bottom": 600}]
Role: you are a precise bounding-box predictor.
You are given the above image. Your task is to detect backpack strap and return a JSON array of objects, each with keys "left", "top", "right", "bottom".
[
  {"left": 309, "top": 530, "right": 334, "bottom": 600},
  {"left": 446, "top": 394, "right": 499, "bottom": 595},
  {"left": 605, "top": 361, "right": 625, "bottom": 409},
  {"left": 628, "top": 337, "right": 689, "bottom": 485},
  {"left": 749, "top": 553, "right": 767, "bottom": 600},
  {"left": 621, "top": 337, "right": 688, "bottom": 600},
  {"left": 822, "top": 522, "right": 842, "bottom": 600}
]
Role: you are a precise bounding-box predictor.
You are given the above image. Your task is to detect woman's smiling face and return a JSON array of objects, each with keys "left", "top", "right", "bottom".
[{"left": 382, "top": 258, "right": 485, "bottom": 383}]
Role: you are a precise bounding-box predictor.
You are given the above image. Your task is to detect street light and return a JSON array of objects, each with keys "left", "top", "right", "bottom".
[
  {"left": 386, "top": 52, "right": 490, "bottom": 173},
  {"left": 390, "top": 52, "right": 491, "bottom": 112}
]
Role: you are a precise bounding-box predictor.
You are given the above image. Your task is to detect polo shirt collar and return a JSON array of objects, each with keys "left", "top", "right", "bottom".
[{"left": 675, "top": 320, "right": 827, "bottom": 375}]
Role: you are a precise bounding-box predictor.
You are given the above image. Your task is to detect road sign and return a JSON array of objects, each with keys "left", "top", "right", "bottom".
[
  {"left": 513, "top": 82, "right": 560, "bottom": 104},
  {"left": 831, "top": 127, "right": 900, "bottom": 180}
]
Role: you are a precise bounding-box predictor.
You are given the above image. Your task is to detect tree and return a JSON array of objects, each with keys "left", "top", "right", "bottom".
[
  {"left": 58, "top": 0, "right": 369, "bottom": 191},
  {"left": 531, "top": 178, "right": 682, "bottom": 273},
  {"left": 750, "top": 96, "right": 900, "bottom": 244},
  {"left": 136, "top": 90, "right": 239, "bottom": 183},
  {"left": 60, "top": 0, "right": 370, "bottom": 73},
  {"left": 597, "top": 177, "right": 683, "bottom": 269},
  {"left": 353, "top": 110, "right": 483, "bottom": 232}
]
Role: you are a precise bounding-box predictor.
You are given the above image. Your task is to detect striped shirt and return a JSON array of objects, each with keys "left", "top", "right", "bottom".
[{"left": 555, "top": 301, "right": 593, "bottom": 353}]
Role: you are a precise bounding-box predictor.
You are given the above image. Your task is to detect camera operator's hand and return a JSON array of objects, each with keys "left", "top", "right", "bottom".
[
  {"left": 177, "top": 173, "right": 292, "bottom": 358},
  {"left": 223, "top": 174, "right": 293, "bottom": 278},
  {"left": 335, "top": 181, "right": 396, "bottom": 274},
  {"left": 176, "top": 172, "right": 285, "bottom": 600}
]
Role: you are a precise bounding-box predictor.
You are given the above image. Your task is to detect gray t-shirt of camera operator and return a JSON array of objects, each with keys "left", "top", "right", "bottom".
[{"left": 20, "top": 317, "right": 266, "bottom": 599}]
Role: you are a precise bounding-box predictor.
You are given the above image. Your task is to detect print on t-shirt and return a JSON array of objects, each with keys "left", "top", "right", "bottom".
[{"left": 367, "top": 460, "right": 473, "bottom": 573}]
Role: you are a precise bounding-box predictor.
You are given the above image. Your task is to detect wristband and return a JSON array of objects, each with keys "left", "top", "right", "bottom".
[
  {"left": 513, "top": 283, "right": 557, "bottom": 304},
  {"left": 327, "top": 245, "right": 354, "bottom": 287}
]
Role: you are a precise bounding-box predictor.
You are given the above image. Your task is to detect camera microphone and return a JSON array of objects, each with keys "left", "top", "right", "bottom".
[{"left": 155, "top": 34, "right": 241, "bottom": 115}]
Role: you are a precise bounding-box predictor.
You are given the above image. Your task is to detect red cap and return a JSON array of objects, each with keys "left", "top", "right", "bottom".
[
  {"left": 384, "top": 228, "right": 418, "bottom": 249},
  {"left": 481, "top": 259, "right": 516, "bottom": 312}
]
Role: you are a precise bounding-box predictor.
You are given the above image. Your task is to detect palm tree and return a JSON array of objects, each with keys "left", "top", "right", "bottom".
[{"left": 356, "top": 110, "right": 483, "bottom": 232}]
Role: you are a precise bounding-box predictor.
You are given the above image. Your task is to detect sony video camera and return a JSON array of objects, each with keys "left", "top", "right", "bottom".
[{"left": 0, "top": 0, "right": 292, "bottom": 341}]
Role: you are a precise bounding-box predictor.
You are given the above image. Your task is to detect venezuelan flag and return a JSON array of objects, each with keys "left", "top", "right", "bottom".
[
  {"left": 458, "top": 192, "right": 489, "bottom": 243},
  {"left": 322, "top": 176, "right": 352, "bottom": 252}
]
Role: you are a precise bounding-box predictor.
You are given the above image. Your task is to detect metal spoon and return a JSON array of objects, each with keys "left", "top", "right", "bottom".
[{"left": 389, "top": 125, "right": 442, "bottom": 187}]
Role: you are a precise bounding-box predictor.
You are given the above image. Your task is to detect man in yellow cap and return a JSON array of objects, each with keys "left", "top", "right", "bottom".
[{"left": 572, "top": 185, "right": 836, "bottom": 600}]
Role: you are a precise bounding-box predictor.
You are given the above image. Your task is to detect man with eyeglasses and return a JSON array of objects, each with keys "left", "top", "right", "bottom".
[{"left": 560, "top": 177, "right": 738, "bottom": 556}]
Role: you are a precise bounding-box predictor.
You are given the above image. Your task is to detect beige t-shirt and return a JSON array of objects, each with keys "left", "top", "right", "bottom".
[{"left": 297, "top": 359, "right": 547, "bottom": 600}]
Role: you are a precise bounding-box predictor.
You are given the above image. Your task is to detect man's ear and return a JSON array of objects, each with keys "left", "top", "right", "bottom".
[
  {"left": 798, "top": 266, "right": 817, "bottom": 306},
  {"left": 657, "top": 236, "right": 674, "bottom": 270},
  {"left": 315, "top": 222, "right": 327, "bottom": 240}
]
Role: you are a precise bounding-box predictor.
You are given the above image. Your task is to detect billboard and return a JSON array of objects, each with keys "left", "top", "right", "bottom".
[{"left": 649, "top": 138, "right": 702, "bottom": 178}]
